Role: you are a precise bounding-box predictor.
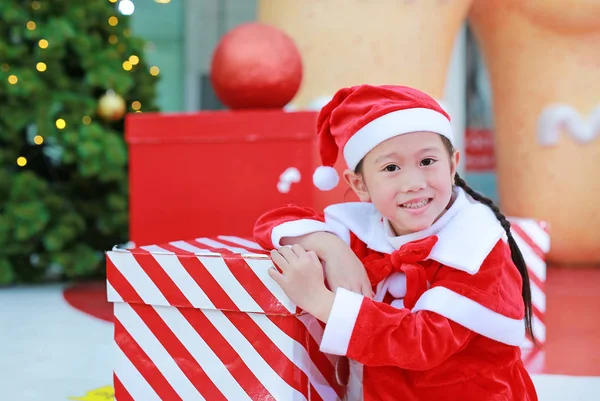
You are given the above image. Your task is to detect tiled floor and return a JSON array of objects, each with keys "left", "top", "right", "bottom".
[
  {"left": 0, "top": 266, "right": 599, "bottom": 400},
  {"left": 542, "top": 266, "right": 600, "bottom": 377}
]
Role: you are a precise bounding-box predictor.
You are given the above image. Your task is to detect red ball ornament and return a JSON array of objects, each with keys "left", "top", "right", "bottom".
[{"left": 210, "top": 22, "right": 303, "bottom": 109}]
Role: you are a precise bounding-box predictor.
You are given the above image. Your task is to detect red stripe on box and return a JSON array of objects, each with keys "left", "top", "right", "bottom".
[
  {"left": 532, "top": 304, "right": 545, "bottom": 324},
  {"left": 110, "top": 261, "right": 255, "bottom": 399},
  {"left": 196, "top": 255, "right": 339, "bottom": 399},
  {"left": 113, "top": 373, "right": 134, "bottom": 401},
  {"left": 310, "top": 382, "right": 324, "bottom": 401},
  {"left": 273, "top": 315, "right": 344, "bottom": 399},
  {"left": 159, "top": 243, "right": 196, "bottom": 255},
  {"left": 181, "top": 309, "right": 272, "bottom": 400},
  {"left": 222, "top": 256, "right": 344, "bottom": 398},
  {"left": 190, "top": 239, "right": 238, "bottom": 255},
  {"left": 146, "top": 253, "right": 310, "bottom": 397},
  {"left": 222, "top": 256, "right": 292, "bottom": 314},
  {"left": 131, "top": 251, "right": 193, "bottom": 308},
  {"left": 178, "top": 307, "right": 273, "bottom": 400},
  {"left": 511, "top": 224, "right": 546, "bottom": 261},
  {"left": 225, "top": 313, "right": 310, "bottom": 396},
  {"left": 107, "top": 256, "right": 144, "bottom": 304},
  {"left": 114, "top": 318, "right": 182, "bottom": 401},
  {"left": 528, "top": 268, "right": 545, "bottom": 292},
  {"left": 130, "top": 304, "right": 228, "bottom": 400},
  {"left": 216, "top": 237, "right": 270, "bottom": 254},
  {"left": 173, "top": 254, "right": 240, "bottom": 311}
]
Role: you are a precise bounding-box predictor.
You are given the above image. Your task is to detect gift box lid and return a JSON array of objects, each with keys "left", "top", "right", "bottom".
[
  {"left": 106, "top": 236, "right": 298, "bottom": 315},
  {"left": 125, "top": 110, "right": 317, "bottom": 144}
]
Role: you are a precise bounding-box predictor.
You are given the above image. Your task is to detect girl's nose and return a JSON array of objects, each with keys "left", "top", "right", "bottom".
[{"left": 399, "top": 171, "right": 427, "bottom": 193}]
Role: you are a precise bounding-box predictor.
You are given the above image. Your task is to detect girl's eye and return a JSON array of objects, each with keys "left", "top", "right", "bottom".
[
  {"left": 420, "top": 158, "right": 437, "bottom": 167},
  {"left": 384, "top": 164, "right": 400, "bottom": 172}
]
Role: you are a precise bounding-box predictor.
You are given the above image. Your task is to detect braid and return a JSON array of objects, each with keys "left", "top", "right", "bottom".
[{"left": 454, "top": 173, "right": 536, "bottom": 345}]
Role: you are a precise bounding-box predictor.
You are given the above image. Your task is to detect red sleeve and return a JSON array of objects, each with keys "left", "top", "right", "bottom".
[
  {"left": 320, "top": 289, "right": 474, "bottom": 370},
  {"left": 253, "top": 204, "right": 325, "bottom": 250}
]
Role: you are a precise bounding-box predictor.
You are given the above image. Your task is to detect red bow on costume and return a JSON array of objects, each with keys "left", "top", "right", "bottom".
[{"left": 362, "top": 236, "right": 438, "bottom": 309}]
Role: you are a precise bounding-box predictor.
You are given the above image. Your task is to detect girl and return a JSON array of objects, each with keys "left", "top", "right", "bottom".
[{"left": 254, "top": 85, "right": 538, "bottom": 401}]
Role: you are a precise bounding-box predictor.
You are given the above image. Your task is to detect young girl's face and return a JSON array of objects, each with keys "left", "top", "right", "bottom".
[{"left": 345, "top": 131, "right": 459, "bottom": 236}]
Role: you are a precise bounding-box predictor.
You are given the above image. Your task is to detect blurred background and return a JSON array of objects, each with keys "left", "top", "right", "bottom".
[{"left": 1, "top": 0, "right": 599, "bottom": 400}]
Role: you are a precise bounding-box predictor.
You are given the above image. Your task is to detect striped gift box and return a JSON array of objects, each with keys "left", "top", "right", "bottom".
[
  {"left": 106, "top": 235, "right": 345, "bottom": 401},
  {"left": 508, "top": 217, "right": 550, "bottom": 354}
]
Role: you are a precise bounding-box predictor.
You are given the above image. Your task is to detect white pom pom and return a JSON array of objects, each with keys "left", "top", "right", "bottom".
[
  {"left": 313, "top": 166, "right": 339, "bottom": 191},
  {"left": 387, "top": 272, "right": 407, "bottom": 298}
]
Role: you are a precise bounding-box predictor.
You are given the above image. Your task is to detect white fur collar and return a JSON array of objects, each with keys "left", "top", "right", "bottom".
[{"left": 323, "top": 187, "right": 505, "bottom": 275}]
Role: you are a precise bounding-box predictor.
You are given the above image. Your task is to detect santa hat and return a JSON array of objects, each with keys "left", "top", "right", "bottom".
[{"left": 312, "top": 84, "right": 454, "bottom": 191}]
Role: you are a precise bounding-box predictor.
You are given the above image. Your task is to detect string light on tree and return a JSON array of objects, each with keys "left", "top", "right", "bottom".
[
  {"left": 149, "top": 66, "right": 160, "bottom": 76},
  {"left": 27, "top": 21, "right": 36, "bottom": 30},
  {"left": 118, "top": 0, "right": 135, "bottom": 16},
  {"left": 131, "top": 101, "right": 141, "bottom": 111},
  {"left": 122, "top": 60, "right": 132, "bottom": 71},
  {"left": 109, "top": 35, "right": 118, "bottom": 44},
  {"left": 34, "top": 135, "right": 44, "bottom": 145},
  {"left": 108, "top": 16, "right": 119, "bottom": 26},
  {"left": 82, "top": 116, "right": 92, "bottom": 125},
  {"left": 129, "top": 55, "right": 139, "bottom": 65},
  {"left": 38, "top": 39, "right": 48, "bottom": 49},
  {"left": 17, "top": 157, "right": 27, "bottom": 167},
  {"left": 31, "top": 1, "right": 40, "bottom": 10},
  {"left": 36, "top": 62, "right": 47, "bottom": 72},
  {"left": 56, "top": 119, "right": 66, "bottom": 129},
  {"left": 8, "top": 75, "right": 18, "bottom": 84},
  {"left": 97, "top": 90, "right": 126, "bottom": 121}
]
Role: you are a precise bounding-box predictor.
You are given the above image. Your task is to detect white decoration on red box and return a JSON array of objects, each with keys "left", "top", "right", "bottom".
[
  {"left": 106, "top": 235, "right": 345, "bottom": 400},
  {"left": 277, "top": 167, "right": 301, "bottom": 194}
]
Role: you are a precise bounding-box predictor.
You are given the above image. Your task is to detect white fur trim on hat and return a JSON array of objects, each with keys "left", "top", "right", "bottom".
[
  {"left": 313, "top": 166, "right": 339, "bottom": 191},
  {"left": 343, "top": 108, "right": 454, "bottom": 170}
]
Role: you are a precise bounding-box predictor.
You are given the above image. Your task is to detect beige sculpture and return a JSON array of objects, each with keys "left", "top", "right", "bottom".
[
  {"left": 257, "top": 0, "right": 472, "bottom": 106},
  {"left": 469, "top": 0, "right": 600, "bottom": 264},
  {"left": 258, "top": 0, "right": 600, "bottom": 265}
]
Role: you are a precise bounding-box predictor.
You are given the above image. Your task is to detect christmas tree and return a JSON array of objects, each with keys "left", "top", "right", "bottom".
[{"left": 0, "top": 0, "right": 159, "bottom": 284}]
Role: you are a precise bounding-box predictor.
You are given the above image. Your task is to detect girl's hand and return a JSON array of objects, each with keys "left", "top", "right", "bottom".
[
  {"left": 281, "top": 232, "right": 374, "bottom": 299},
  {"left": 269, "top": 245, "right": 335, "bottom": 322}
]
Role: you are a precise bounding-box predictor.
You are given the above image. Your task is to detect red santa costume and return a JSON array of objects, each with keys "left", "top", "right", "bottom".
[{"left": 253, "top": 85, "right": 538, "bottom": 401}]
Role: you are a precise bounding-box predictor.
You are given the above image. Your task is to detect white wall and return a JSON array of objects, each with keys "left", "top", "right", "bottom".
[
  {"left": 183, "top": 0, "right": 257, "bottom": 111},
  {"left": 443, "top": 25, "right": 467, "bottom": 176}
]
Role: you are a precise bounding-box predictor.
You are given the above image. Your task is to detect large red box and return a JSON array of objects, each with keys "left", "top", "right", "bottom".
[{"left": 126, "top": 110, "right": 353, "bottom": 246}]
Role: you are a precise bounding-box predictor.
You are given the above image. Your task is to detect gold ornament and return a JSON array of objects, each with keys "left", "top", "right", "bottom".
[{"left": 97, "top": 90, "right": 126, "bottom": 121}]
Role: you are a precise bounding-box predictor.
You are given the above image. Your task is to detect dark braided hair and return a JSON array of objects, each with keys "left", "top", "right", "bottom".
[
  {"left": 445, "top": 136, "right": 534, "bottom": 343},
  {"left": 353, "top": 135, "right": 535, "bottom": 344},
  {"left": 454, "top": 173, "right": 535, "bottom": 343}
]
